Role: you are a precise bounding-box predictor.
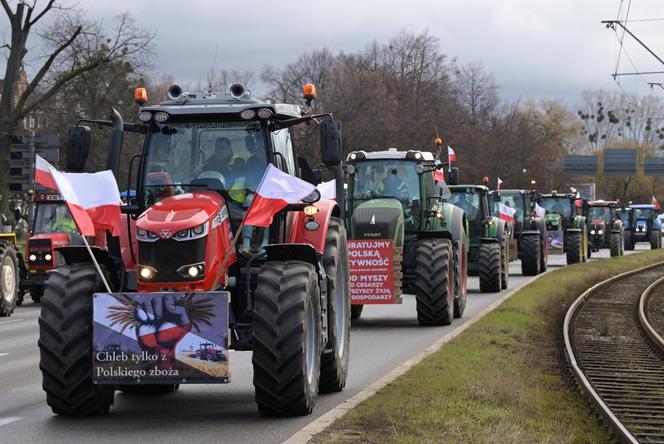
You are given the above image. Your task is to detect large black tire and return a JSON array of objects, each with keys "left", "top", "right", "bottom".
[
  {"left": 453, "top": 243, "right": 466, "bottom": 319},
  {"left": 540, "top": 237, "right": 547, "bottom": 272},
  {"left": 500, "top": 238, "right": 509, "bottom": 290},
  {"left": 650, "top": 230, "right": 662, "bottom": 250},
  {"left": 38, "top": 264, "right": 114, "bottom": 415},
  {"left": 252, "top": 260, "right": 321, "bottom": 416},
  {"left": 624, "top": 230, "right": 635, "bottom": 251},
  {"left": 414, "top": 238, "right": 453, "bottom": 326},
  {"left": 350, "top": 305, "right": 363, "bottom": 320},
  {"left": 520, "top": 234, "right": 540, "bottom": 276},
  {"left": 610, "top": 232, "right": 622, "bottom": 257},
  {"left": 479, "top": 243, "right": 501, "bottom": 293},
  {"left": 31, "top": 286, "right": 44, "bottom": 303},
  {"left": 319, "top": 218, "right": 351, "bottom": 393},
  {"left": 565, "top": 232, "right": 582, "bottom": 264},
  {"left": 0, "top": 241, "right": 19, "bottom": 317}
]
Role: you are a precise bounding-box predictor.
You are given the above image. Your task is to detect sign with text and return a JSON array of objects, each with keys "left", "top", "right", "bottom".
[
  {"left": 348, "top": 239, "right": 395, "bottom": 304},
  {"left": 547, "top": 231, "right": 564, "bottom": 251},
  {"left": 93, "top": 292, "right": 229, "bottom": 384}
]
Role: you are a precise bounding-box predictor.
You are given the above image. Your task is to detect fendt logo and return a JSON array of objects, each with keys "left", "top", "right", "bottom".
[{"left": 159, "top": 229, "right": 172, "bottom": 239}]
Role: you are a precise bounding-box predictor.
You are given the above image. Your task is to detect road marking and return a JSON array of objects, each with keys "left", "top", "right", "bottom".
[
  {"left": 284, "top": 269, "right": 553, "bottom": 444},
  {"left": 0, "top": 319, "right": 23, "bottom": 327},
  {"left": 0, "top": 417, "right": 22, "bottom": 427}
]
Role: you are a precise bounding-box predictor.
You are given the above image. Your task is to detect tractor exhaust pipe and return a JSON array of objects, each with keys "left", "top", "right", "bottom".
[{"left": 107, "top": 108, "right": 124, "bottom": 179}]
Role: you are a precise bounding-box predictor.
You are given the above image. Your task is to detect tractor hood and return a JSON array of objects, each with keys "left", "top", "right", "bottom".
[
  {"left": 137, "top": 191, "right": 224, "bottom": 238},
  {"left": 29, "top": 233, "right": 70, "bottom": 248},
  {"left": 351, "top": 198, "right": 404, "bottom": 244}
]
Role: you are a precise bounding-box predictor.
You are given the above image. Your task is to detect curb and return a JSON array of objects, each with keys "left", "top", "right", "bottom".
[{"left": 283, "top": 270, "right": 550, "bottom": 444}]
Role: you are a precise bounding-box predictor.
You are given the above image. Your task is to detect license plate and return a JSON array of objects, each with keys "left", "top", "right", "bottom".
[{"left": 92, "top": 291, "right": 230, "bottom": 384}]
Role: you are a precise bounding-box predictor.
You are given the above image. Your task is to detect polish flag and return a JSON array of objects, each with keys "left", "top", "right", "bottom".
[
  {"left": 317, "top": 179, "right": 336, "bottom": 200},
  {"left": 497, "top": 177, "right": 503, "bottom": 190},
  {"left": 447, "top": 146, "right": 456, "bottom": 162},
  {"left": 243, "top": 164, "right": 316, "bottom": 227},
  {"left": 534, "top": 203, "right": 546, "bottom": 218},
  {"left": 34, "top": 155, "right": 122, "bottom": 236},
  {"left": 35, "top": 155, "right": 58, "bottom": 190},
  {"left": 433, "top": 169, "right": 445, "bottom": 183},
  {"left": 497, "top": 202, "right": 517, "bottom": 223},
  {"left": 653, "top": 195, "right": 661, "bottom": 210}
]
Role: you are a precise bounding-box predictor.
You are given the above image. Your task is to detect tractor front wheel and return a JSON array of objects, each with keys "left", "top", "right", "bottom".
[
  {"left": 414, "top": 238, "right": 453, "bottom": 326},
  {"left": 39, "top": 264, "right": 114, "bottom": 415},
  {"left": 252, "top": 260, "right": 321, "bottom": 416},
  {"left": 479, "top": 243, "right": 501, "bottom": 293},
  {"left": 610, "top": 232, "right": 622, "bottom": 257},
  {"left": 0, "top": 241, "right": 18, "bottom": 317},
  {"left": 319, "top": 217, "right": 351, "bottom": 393},
  {"left": 650, "top": 230, "right": 662, "bottom": 249},
  {"left": 520, "top": 234, "right": 540, "bottom": 276},
  {"left": 624, "top": 230, "right": 635, "bottom": 251}
]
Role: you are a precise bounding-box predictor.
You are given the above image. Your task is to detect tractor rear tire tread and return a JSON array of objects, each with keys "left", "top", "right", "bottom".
[
  {"left": 520, "top": 234, "right": 540, "bottom": 276},
  {"left": 610, "top": 232, "right": 622, "bottom": 257},
  {"left": 0, "top": 241, "right": 19, "bottom": 317},
  {"left": 453, "top": 244, "right": 466, "bottom": 319},
  {"left": 566, "top": 232, "right": 582, "bottom": 264},
  {"left": 479, "top": 243, "right": 501, "bottom": 293},
  {"left": 414, "top": 238, "right": 452, "bottom": 326}
]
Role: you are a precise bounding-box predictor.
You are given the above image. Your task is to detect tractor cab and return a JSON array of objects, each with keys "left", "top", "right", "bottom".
[{"left": 448, "top": 185, "right": 492, "bottom": 244}]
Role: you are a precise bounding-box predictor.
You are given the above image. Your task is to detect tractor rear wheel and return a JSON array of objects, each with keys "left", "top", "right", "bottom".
[
  {"left": 414, "top": 238, "right": 453, "bottom": 326},
  {"left": 520, "top": 234, "right": 540, "bottom": 276},
  {"left": 540, "top": 237, "right": 548, "bottom": 272},
  {"left": 624, "top": 230, "right": 635, "bottom": 250},
  {"left": 610, "top": 232, "right": 622, "bottom": 257},
  {"left": 350, "top": 305, "right": 363, "bottom": 320},
  {"left": 479, "top": 243, "right": 501, "bottom": 293},
  {"left": 39, "top": 264, "right": 114, "bottom": 415},
  {"left": 252, "top": 260, "right": 321, "bottom": 416},
  {"left": 0, "top": 241, "right": 19, "bottom": 317},
  {"left": 453, "top": 243, "right": 466, "bottom": 319},
  {"left": 319, "top": 218, "right": 351, "bottom": 393},
  {"left": 565, "top": 232, "right": 582, "bottom": 264},
  {"left": 650, "top": 230, "right": 662, "bottom": 249}
]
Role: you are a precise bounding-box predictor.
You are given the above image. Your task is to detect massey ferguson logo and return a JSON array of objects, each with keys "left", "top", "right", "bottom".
[{"left": 159, "top": 229, "right": 172, "bottom": 239}]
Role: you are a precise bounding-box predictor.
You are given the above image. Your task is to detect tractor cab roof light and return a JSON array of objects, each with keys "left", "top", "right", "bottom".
[
  {"left": 240, "top": 109, "right": 256, "bottom": 120},
  {"left": 134, "top": 87, "right": 148, "bottom": 105},
  {"left": 137, "top": 111, "right": 152, "bottom": 122},
  {"left": 257, "top": 108, "right": 273, "bottom": 119},
  {"left": 406, "top": 150, "right": 423, "bottom": 160},
  {"left": 348, "top": 151, "right": 365, "bottom": 161},
  {"left": 154, "top": 111, "right": 170, "bottom": 123}
]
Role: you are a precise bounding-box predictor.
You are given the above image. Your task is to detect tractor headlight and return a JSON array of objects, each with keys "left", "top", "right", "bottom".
[
  {"left": 29, "top": 254, "right": 37, "bottom": 262},
  {"left": 177, "top": 262, "right": 205, "bottom": 279},
  {"left": 303, "top": 205, "right": 319, "bottom": 216},
  {"left": 44, "top": 253, "right": 52, "bottom": 261},
  {"left": 590, "top": 230, "right": 595, "bottom": 235},
  {"left": 136, "top": 228, "right": 159, "bottom": 242},
  {"left": 598, "top": 230, "right": 603, "bottom": 235},
  {"left": 172, "top": 223, "right": 208, "bottom": 241},
  {"left": 139, "top": 265, "right": 156, "bottom": 280}
]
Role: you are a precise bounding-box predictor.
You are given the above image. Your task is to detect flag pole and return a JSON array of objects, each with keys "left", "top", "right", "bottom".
[
  {"left": 212, "top": 224, "right": 244, "bottom": 290},
  {"left": 81, "top": 235, "right": 112, "bottom": 293}
]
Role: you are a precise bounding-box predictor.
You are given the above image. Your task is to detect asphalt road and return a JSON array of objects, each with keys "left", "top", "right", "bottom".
[{"left": 0, "top": 246, "right": 645, "bottom": 443}]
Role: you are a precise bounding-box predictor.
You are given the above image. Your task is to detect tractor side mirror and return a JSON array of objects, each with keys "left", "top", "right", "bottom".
[
  {"left": 319, "top": 118, "right": 342, "bottom": 166},
  {"left": 66, "top": 126, "right": 91, "bottom": 172},
  {"left": 448, "top": 167, "right": 460, "bottom": 185}
]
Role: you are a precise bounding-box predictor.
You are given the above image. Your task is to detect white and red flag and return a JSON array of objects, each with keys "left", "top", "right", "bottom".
[
  {"left": 497, "top": 177, "right": 503, "bottom": 190},
  {"left": 34, "top": 155, "right": 122, "bottom": 236},
  {"left": 317, "top": 179, "right": 336, "bottom": 200},
  {"left": 497, "top": 202, "right": 517, "bottom": 223},
  {"left": 243, "top": 164, "right": 316, "bottom": 227},
  {"left": 447, "top": 145, "right": 456, "bottom": 162},
  {"left": 534, "top": 203, "right": 546, "bottom": 218},
  {"left": 653, "top": 195, "right": 661, "bottom": 210}
]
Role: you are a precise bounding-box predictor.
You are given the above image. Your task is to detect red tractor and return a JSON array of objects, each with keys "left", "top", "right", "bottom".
[
  {"left": 38, "top": 83, "right": 350, "bottom": 416},
  {"left": 19, "top": 192, "right": 82, "bottom": 303},
  {"left": 192, "top": 342, "right": 227, "bottom": 362}
]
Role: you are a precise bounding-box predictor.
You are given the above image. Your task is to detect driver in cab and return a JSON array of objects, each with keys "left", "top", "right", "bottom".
[{"left": 202, "top": 137, "right": 246, "bottom": 178}]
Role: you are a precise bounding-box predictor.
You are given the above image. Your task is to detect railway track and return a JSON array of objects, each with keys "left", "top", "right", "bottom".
[{"left": 564, "top": 262, "right": 664, "bottom": 443}]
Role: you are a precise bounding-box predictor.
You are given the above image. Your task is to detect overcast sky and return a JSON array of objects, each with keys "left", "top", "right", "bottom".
[{"left": 5, "top": 0, "right": 664, "bottom": 104}]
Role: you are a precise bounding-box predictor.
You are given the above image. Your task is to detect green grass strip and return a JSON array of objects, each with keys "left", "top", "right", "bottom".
[{"left": 314, "top": 250, "right": 664, "bottom": 444}]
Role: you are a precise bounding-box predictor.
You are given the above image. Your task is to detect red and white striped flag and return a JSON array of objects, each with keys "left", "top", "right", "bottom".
[
  {"left": 653, "top": 195, "right": 661, "bottom": 210},
  {"left": 497, "top": 177, "right": 503, "bottom": 190},
  {"left": 447, "top": 145, "right": 456, "bottom": 162},
  {"left": 497, "top": 202, "right": 517, "bottom": 223},
  {"left": 243, "top": 164, "right": 316, "bottom": 227},
  {"left": 35, "top": 155, "right": 122, "bottom": 236},
  {"left": 534, "top": 203, "right": 546, "bottom": 218}
]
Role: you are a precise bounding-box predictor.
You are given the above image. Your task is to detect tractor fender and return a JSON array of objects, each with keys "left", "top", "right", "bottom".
[
  {"left": 493, "top": 218, "right": 508, "bottom": 243},
  {"left": 264, "top": 244, "right": 321, "bottom": 272},
  {"left": 55, "top": 246, "right": 125, "bottom": 291},
  {"left": 481, "top": 237, "right": 500, "bottom": 244},
  {"left": 521, "top": 230, "right": 541, "bottom": 237},
  {"left": 288, "top": 200, "right": 340, "bottom": 254},
  {"left": 565, "top": 228, "right": 582, "bottom": 233}
]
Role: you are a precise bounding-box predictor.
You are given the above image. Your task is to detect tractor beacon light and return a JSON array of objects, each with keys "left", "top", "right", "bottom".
[
  {"left": 303, "top": 83, "right": 317, "bottom": 106},
  {"left": 134, "top": 87, "right": 148, "bottom": 106},
  {"left": 482, "top": 176, "right": 489, "bottom": 186},
  {"left": 435, "top": 137, "right": 442, "bottom": 146}
]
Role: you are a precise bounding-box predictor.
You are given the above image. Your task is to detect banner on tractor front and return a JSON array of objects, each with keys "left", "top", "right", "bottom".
[
  {"left": 349, "top": 239, "right": 395, "bottom": 304},
  {"left": 547, "top": 231, "right": 564, "bottom": 251},
  {"left": 92, "top": 292, "right": 229, "bottom": 384}
]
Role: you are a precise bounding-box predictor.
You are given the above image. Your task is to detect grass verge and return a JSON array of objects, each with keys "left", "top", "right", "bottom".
[{"left": 313, "top": 250, "right": 664, "bottom": 444}]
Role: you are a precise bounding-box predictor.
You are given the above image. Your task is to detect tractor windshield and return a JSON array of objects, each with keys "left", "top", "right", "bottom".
[
  {"left": 448, "top": 189, "right": 482, "bottom": 222},
  {"left": 540, "top": 197, "right": 573, "bottom": 218},
  {"left": 32, "top": 203, "right": 79, "bottom": 235},
  {"left": 142, "top": 121, "right": 267, "bottom": 206},
  {"left": 492, "top": 192, "right": 525, "bottom": 225},
  {"left": 588, "top": 206, "right": 611, "bottom": 224},
  {"left": 351, "top": 160, "right": 420, "bottom": 203},
  {"left": 633, "top": 208, "right": 654, "bottom": 220}
]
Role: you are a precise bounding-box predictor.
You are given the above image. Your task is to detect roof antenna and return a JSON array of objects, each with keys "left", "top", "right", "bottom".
[{"left": 208, "top": 45, "right": 219, "bottom": 94}]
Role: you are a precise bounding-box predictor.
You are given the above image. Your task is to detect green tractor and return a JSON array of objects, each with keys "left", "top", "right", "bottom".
[
  {"left": 540, "top": 192, "right": 588, "bottom": 264},
  {"left": 345, "top": 149, "right": 468, "bottom": 326},
  {"left": 448, "top": 184, "right": 510, "bottom": 293},
  {"left": 490, "top": 189, "right": 548, "bottom": 276}
]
